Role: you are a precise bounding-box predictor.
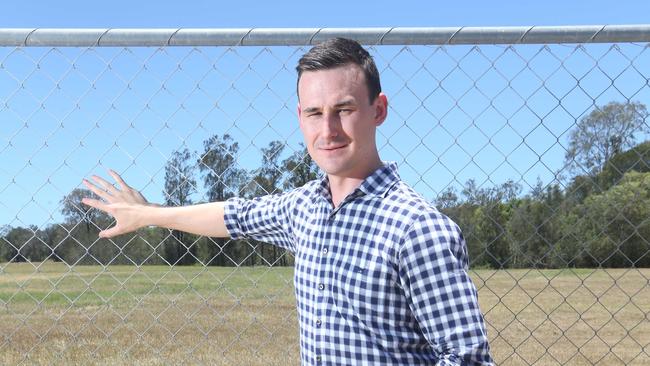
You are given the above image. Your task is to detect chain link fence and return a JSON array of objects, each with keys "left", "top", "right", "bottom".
[{"left": 1, "top": 26, "right": 650, "bottom": 365}]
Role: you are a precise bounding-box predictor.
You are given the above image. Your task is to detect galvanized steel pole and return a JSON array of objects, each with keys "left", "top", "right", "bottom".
[{"left": 0, "top": 25, "right": 649, "bottom": 47}]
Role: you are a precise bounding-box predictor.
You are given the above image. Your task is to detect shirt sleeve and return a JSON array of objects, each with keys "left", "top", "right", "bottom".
[
  {"left": 224, "top": 191, "right": 298, "bottom": 253},
  {"left": 398, "top": 211, "right": 494, "bottom": 366}
]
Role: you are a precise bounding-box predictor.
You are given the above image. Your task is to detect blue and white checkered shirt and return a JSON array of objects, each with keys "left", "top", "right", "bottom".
[{"left": 225, "top": 162, "right": 493, "bottom": 365}]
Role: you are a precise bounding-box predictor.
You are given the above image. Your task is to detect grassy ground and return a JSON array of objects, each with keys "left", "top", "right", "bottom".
[
  {"left": 473, "top": 268, "right": 650, "bottom": 365},
  {"left": 1, "top": 262, "right": 649, "bottom": 365}
]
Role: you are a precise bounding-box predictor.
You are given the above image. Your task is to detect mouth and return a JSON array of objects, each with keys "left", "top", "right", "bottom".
[{"left": 320, "top": 144, "right": 348, "bottom": 152}]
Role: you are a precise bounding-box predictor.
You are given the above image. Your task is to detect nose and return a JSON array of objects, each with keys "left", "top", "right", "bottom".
[{"left": 322, "top": 112, "right": 341, "bottom": 138}]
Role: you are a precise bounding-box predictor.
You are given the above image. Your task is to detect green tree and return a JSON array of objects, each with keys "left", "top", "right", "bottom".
[
  {"left": 435, "top": 186, "right": 460, "bottom": 211},
  {"left": 39, "top": 224, "right": 66, "bottom": 262},
  {"left": 566, "top": 171, "right": 650, "bottom": 267},
  {"left": 442, "top": 179, "right": 520, "bottom": 269},
  {"left": 3, "top": 226, "right": 42, "bottom": 262},
  {"left": 282, "top": 143, "right": 320, "bottom": 190},
  {"left": 199, "top": 134, "right": 246, "bottom": 202},
  {"left": 24, "top": 228, "right": 52, "bottom": 262},
  {"left": 598, "top": 140, "right": 650, "bottom": 191},
  {"left": 59, "top": 188, "right": 116, "bottom": 265},
  {"left": 162, "top": 148, "right": 198, "bottom": 265},
  {"left": 507, "top": 183, "right": 565, "bottom": 268},
  {"left": 1, "top": 226, "right": 18, "bottom": 262},
  {"left": 564, "top": 140, "right": 650, "bottom": 211},
  {"left": 564, "top": 174, "right": 601, "bottom": 207},
  {"left": 243, "top": 141, "right": 287, "bottom": 266},
  {"left": 198, "top": 134, "right": 247, "bottom": 266},
  {"left": 563, "top": 101, "right": 649, "bottom": 177},
  {"left": 247, "top": 141, "right": 285, "bottom": 197},
  {"left": 0, "top": 225, "right": 12, "bottom": 262},
  {"left": 124, "top": 227, "right": 166, "bottom": 265},
  {"left": 61, "top": 188, "right": 109, "bottom": 234}
]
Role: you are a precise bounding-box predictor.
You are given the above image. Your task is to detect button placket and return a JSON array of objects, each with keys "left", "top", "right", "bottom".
[{"left": 314, "top": 203, "right": 331, "bottom": 366}]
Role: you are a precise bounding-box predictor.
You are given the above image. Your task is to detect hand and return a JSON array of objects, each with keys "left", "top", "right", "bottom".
[{"left": 81, "top": 169, "right": 154, "bottom": 238}]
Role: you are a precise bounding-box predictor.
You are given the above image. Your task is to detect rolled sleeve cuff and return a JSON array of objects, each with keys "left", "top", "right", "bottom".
[{"left": 223, "top": 197, "right": 246, "bottom": 239}]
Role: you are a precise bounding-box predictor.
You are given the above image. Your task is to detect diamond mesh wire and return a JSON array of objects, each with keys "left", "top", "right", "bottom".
[{"left": 0, "top": 32, "right": 649, "bottom": 365}]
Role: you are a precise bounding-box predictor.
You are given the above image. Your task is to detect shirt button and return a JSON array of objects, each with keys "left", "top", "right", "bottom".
[
  {"left": 322, "top": 247, "right": 328, "bottom": 254},
  {"left": 318, "top": 283, "right": 324, "bottom": 291},
  {"left": 316, "top": 355, "right": 322, "bottom": 362},
  {"left": 316, "top": 319, "right": 322, "bottom": 327}
]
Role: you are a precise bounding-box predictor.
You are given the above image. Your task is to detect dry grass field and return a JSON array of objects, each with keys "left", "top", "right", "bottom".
[
  {"left": 473, "top": 268, "right": 650, "bottom": 365},
  {"left": 1, "top": 262, "right": 649, "bottom": 365}
]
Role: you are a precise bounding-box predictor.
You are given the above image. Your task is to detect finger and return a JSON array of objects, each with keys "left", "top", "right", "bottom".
[
  {"left": 99, "top": 225, "right": 122, "bottom": 239},
  {"left": 98, "top": 228, "right": 113, "bottom": 238},
  {"left": 108, "top": 169, "right": 131, "bottom": 190},
  {"left": 82, "top": 179, "right": 112, "bottom": 201},
  {"left": 81, "top": 197, "right": 109, "bottom": 212},
  {"left": 91, "top": 174, "right": 119, "bottom": 195}
]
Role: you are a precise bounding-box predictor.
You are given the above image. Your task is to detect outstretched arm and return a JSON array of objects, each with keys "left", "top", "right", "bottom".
[{"left": 81, "top": 169, "right": 229, "bottom": 239}]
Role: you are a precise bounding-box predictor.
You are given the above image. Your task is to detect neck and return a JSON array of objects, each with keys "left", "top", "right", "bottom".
[{"left": 328, "top": 160, "right": 383, "bottom": 208}]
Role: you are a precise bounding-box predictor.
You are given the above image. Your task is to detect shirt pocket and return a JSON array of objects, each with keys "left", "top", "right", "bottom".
[{"left": 337, "top": 249, "right": 392, "bottom": 303}]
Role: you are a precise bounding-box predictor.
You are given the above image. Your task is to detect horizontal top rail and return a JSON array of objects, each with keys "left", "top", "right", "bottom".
[{"left": 0, "top": 25, "right": 649, "bottom": 47}]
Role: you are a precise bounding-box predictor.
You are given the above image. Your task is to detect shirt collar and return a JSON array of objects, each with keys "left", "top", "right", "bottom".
[
  {"left": 357, "top": 161, "right": 400, "bottom": 197},
  {"left": 316, "top": 161, "right": 400, "bottom": 200}
]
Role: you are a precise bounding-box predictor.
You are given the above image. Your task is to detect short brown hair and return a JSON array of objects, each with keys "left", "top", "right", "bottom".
[{"left": 296, "top": 38, "right": 381, "bottom": 104}]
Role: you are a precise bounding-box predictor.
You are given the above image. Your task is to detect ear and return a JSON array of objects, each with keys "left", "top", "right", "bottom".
[{"left": 374, "top": 93, "right": 388, "bottom": 126}]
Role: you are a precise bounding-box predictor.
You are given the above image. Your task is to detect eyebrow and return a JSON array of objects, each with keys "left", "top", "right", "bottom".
[
  {"left": 303, "top": 99, "right": 357, "bottom": 114},
  {"left": 334, "top": 99, "right": 356, "bottom": 108}
]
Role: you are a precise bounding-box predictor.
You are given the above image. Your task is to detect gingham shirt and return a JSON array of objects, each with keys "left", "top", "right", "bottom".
[{"left": 224, "top": 162, "right": 493, "bottom": 365}]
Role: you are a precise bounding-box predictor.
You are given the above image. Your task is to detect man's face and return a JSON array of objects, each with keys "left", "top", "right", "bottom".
[{"left": 298, "top": 64, "right": 387, "bottom": 180}]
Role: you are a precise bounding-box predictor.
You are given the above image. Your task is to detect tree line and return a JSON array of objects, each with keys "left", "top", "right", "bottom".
[
  {"left": 1, "top": 136, "right": 319, "bottom": 267},
  {"left": 1, "top": 101, "right": 649, "bottom": 268}
]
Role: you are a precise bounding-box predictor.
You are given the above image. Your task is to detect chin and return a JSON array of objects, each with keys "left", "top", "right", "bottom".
[
  {"left": 320, "top": 163, "right": 357, "bottom": 178},
  {"left": 315, "top": 160, "right": 344, "bottom": 175}
]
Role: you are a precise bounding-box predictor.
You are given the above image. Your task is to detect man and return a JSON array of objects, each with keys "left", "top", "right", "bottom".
[{"left": 83, "top": 38, "right": 494, "bottom": 365}]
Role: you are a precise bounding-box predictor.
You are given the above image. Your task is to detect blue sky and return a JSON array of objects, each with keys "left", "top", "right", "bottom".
[
  {"left": 1, "top": 0, "right": 649, "bottom": 28},
  {"left": 1, "top": 0, "right": 649, "bottom": 228}
]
